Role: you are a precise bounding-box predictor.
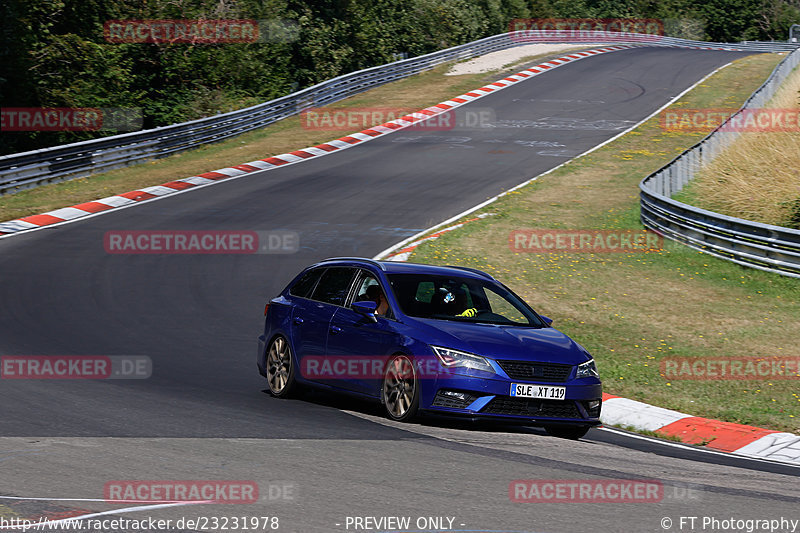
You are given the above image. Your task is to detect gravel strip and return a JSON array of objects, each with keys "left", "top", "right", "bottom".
[{"left": 446, "top": 43, "right": 609, "bottom": 75}]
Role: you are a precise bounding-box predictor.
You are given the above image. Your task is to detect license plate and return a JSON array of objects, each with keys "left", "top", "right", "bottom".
[{"left": 510, "top": 383, "right": 566, "bottom": 400}]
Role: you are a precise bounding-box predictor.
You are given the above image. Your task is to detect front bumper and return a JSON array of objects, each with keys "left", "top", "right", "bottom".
[{"left": 419, "top": 372, "right": 602, "bottom": 425}]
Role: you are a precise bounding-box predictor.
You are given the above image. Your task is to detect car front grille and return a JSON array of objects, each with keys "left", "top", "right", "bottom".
[
  {"left": 480, "top": 397, "right": 582, "bottom": 418},
  {"left": 496, "top": 360, "right": 573, "bottom": 382}
]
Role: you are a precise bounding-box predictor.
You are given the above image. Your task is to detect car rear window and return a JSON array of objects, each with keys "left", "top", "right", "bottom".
[
  {"left": 289, "top": 268, "right": 323, "bottom": 298},
  {"left": 310, "top": 267, "right": 355, "bottom": 306}
]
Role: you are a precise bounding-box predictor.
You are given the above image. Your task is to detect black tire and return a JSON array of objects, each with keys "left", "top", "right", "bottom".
[
  {"left": 544, "top": 425, "right": 591, "bottom": 440},
  {"left": 381, "top": 354, "right": 419, "bottom": 422},
  {"left": 266, "top": 336, "right": 297, "bottom": 398}
]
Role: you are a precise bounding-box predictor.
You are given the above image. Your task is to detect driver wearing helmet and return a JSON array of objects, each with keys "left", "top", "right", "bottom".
[{"left": 438, "top": 286, "right": 477, "bottom": 317}]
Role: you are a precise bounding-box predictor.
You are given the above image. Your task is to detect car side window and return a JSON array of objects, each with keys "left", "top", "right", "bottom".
[
  {"left": 289, "top": 268, "right": 323, "bottom": 298},
  {"left": 310, "top": 267, "right": 356, "bottom": 306},
  {"left": 354, "top": 275, "right": 379, "bottom": 301},
  {"left": 352, "top": 271, "right": 393, "bottom": 319}
]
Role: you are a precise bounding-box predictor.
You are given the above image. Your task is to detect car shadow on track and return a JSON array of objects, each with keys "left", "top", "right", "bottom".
[{"left": 262, "top": 387, "right": 552, "bottom": 437}]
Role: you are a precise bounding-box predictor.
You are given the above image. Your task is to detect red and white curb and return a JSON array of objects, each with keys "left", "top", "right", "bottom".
[
  {"left": 0, "top": 43, "right": 750, "bottom": 238},
  {"left": 602, "top": 393, "right": 800, "bottom": 465},
  {"left": 384, "top": 214, "right": 492, "bottom": 262},
  {"left": 7, "top": 41, "right": 787, "bottom": 464},
  {"left": 0, "top": 45, "right": 646, "bottom": 237},
  {"left": 382, "top": 227, "right": 800, "bottom": 465}
]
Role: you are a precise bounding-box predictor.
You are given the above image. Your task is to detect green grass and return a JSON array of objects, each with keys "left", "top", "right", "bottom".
[
  {"left": 0, "top": 47, "right": 591, "bottom": 223},
  {"left": 404, "top": 52, "right": 800, "bottom": 434},
  {"left": 4, "top": 47, "right": 796, "bottom": 433},
  {"left": 672, "top": 64, "right": 800, "bottom": 229}
]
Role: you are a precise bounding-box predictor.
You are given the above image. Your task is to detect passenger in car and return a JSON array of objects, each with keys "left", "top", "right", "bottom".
[{"left": 364, "top": 285, "right": 390, "bottom": 316}]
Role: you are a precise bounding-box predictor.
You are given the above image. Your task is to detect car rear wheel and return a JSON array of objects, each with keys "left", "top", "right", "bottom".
[
  {"left": 544, "top": 425, "right": 590, "bottom": 440},
  {"left": 382, "top": 355, "right": 419, "bottom": 422},
  {"left": 267, "top": 336, "right": 296, "bottom": 398}
]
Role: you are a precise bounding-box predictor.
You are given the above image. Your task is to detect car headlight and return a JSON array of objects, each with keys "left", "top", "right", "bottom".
[
  {"left": 432, "top": 346, "right": 495, "bottom": 373},
  {"left": 577, "top": 358, "right": 599, "bottom": 378}
]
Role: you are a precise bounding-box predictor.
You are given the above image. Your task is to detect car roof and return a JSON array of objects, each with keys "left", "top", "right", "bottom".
[{"left": 312, "top": 257, "right": 496, "bottom": 281}]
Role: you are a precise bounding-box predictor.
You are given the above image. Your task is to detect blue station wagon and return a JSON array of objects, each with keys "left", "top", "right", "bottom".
[{"left": 257, "top": 258, "right": 602, "bottom": 439}]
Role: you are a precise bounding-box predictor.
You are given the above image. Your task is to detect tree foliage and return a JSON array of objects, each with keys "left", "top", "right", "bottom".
[{"left": 1, "top": 0, "right": 797, "bottom": 154}]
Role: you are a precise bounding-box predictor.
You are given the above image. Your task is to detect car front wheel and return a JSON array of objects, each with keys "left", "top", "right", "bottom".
[
  {"left": 266, "top": 336, "right": 296, "bottom": 398},
  {"left": 382, "top": 354, "right": 419, "bottom": 422}
]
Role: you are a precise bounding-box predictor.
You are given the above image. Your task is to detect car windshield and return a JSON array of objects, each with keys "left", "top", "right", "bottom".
[{"left": 387, "top": 273, "right": 546, "bottom": 327}]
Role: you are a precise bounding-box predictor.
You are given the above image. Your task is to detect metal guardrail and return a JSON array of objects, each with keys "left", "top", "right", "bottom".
[
  {"left": 1, "top": 31, "right": 798, "bottom": 195},
  {"left": 640, "top": 47, "right": 800, "bottom": 278}
]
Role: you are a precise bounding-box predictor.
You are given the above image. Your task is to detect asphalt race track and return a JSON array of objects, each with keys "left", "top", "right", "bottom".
[{"left": 1, "top": 46, "right": 797, "bottom": 532}]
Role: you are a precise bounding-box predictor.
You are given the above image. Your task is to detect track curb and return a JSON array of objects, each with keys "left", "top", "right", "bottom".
[
  {"left": 0, "top": 45, "right": 643, "bottom": 237},
  {"left": 601, "top": 393, "right": 800, "bottom": 465},
  {"left": 6, "top": 42, "right": 791, "bottom": 467},
  {"left": 1, "top": 41, "right": 748, "bottom": 238},
  {"left": 376, "top": 206, "right": 800, "bottom": 467}
]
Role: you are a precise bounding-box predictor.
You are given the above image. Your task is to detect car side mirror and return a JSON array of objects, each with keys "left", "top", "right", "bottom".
[
  {"left": 540, "top": 315, "right": 553, "bottom": 327},
  {"left": 352, "top": 301, "right": 378, "bottom": 322}
]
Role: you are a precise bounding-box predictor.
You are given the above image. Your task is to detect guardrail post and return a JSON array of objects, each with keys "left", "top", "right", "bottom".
[{"left": 685, "top": 149, "right": 696, "bottom": 188}]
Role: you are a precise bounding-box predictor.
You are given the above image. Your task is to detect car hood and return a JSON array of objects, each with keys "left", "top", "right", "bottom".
[{"left": 409, "top": 317, "right": 591, "bottom": 365}]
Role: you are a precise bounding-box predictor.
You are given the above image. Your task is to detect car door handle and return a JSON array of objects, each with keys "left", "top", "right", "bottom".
[
  {"left": 329, "top": 325, "right": 343, "bottom": 334},
  {"left": 293, "top": 317, "right": 304, "bottom": 325}
]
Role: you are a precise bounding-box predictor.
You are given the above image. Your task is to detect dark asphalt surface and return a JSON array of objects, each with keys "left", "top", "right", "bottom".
[
  {"left": 0, "top": 47, "right": 756, "bottom": 439},
  {"left": 3, "top": 45, "right": 799, "bottom": 533}
]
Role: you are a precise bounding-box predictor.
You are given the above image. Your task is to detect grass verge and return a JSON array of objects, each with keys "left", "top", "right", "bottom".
[
  {"left": 4, "top": 47, "right": 795, "bottom": 434},
  {"left": 404, "top": 52, "right": 800, "bottom": 434},
  {"left": 673, "top": 63, "right": 800, "bottom": 228}
]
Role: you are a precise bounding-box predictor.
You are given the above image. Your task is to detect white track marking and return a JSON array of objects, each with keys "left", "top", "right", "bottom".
[
  {"left": 598, "top": 427, "right": 800, "bottom": 468},
  {"left": 373, "top": 62, "right": 733, "bottom": 260},
  {"left": 0, "top": 499, "right": 211, "bottom": 530},
  {"left": 0, "top": 45, "right": 638, "bottom": 240}
]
